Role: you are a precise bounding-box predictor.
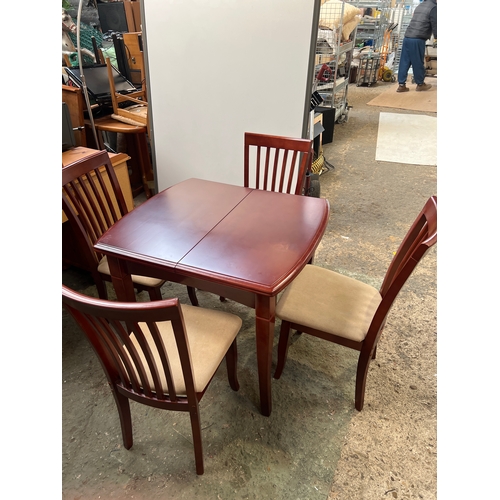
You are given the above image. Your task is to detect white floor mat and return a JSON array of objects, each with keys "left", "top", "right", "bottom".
[{"left": 375, "top": 112, "right": 437, "bottom": 166}]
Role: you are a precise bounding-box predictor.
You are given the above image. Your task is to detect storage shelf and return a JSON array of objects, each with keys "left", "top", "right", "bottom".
[
  {"left": 338, "top": 40, "right": 354, "bottom": 55},
  {"left": 314, "top": 1, "right": 359, "bottom": 122}
]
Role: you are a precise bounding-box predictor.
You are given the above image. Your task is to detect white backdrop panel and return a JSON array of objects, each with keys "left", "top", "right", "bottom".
[{"left": 142, "top": 0, "right": 316, "bottom": 190}]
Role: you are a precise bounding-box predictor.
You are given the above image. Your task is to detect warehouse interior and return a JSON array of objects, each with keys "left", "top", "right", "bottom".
[{"left": 8, "top": 0, "right": 494, "bottom": 498}]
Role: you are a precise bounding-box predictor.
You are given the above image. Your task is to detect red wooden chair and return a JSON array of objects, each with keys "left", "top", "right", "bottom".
[
  {"left": 244, "top": 132, "right": 313, "bottom": 195},
  {"left": 217, "top": 132, "right": 315, "bottom": 303},
  {"left": 62, "top": 149, "right": 198, "bottom": 305},
  {"left": 273, "top": 196, "right": 437, "bottom": 411},
  {"left": 62, "top": 285, "right": 242, "bottom": 475}
]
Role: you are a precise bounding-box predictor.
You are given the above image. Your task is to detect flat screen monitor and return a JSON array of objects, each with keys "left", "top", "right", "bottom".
[{"left": 64, "top": 64, "right": 137, "bottom": 104}]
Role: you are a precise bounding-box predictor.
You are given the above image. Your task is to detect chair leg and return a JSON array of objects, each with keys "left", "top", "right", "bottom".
[
  {"left": 148, "top": 286, "right": 163, "bottom": 301},
  {"left": 134, "top": 134, "right": 152, "bottom": 199},
  {"left": 354, "top": 349, "right": 374, "bottom": 411},
  {"left": 95, "top": 128, "right": 106, "bottom": 150},
  {"left": 225, "top": 339, "right": 239, "bottom": 391},
  {"left": 94, "top": 272, "right": 109, "bottom": 300},
  {"left": 187, "top": 286, "right": 199, "bottom": 307},
  {"left": 274, "top": 320, "right": 292, "bottom": 379},
  {"left": 112, "top": 389, "right": 133, "bottom": 449},
  {"left": 189, "top": 404, "right": 204, "bottom": 475}
]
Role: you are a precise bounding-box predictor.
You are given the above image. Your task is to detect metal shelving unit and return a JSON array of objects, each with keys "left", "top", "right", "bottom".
[
  {"left": 352, "top": 0, "right": 391, "bottom": 51},
  {"left": 356, "top": 17, "right": 383, "bottom": 49},
  {"left": 314, "top": 1, "right": 361, "bottom": 123},
  {"left": 345, "top": 0, "right": 414, "bottom": 84}
]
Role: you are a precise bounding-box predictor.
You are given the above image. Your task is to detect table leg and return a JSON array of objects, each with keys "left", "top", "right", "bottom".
[
  {"left": 134, "top": 133, "right": 153, "bottom": 199},
  {"left": 107, "top": 256, "right": 136, "bottom": 302},
  {"left": 255, "top": 294, "right": 276, "bottom": 417}
]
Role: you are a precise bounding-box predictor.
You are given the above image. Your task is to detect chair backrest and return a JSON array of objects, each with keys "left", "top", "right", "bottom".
[
  {"left": 62, "top": 150, "right": 129, "bottom": 265},
  {"left": 62, "top": 285, "right": 198, "bottom": 403},
  {"left": 367, "top": 196, "right": 437, "bottom": 344},
  {"left": 244, "top": 132, "right": 313, "bottom": 195}
]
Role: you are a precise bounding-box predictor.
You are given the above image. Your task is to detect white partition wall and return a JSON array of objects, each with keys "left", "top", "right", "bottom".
[{"left": 141, "top": 0, "right": 318, "bottom": 190}]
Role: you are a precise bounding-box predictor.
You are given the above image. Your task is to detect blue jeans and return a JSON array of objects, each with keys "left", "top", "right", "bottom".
[{"left": 398, "top": 37, "right": 426, "bottom": 85}]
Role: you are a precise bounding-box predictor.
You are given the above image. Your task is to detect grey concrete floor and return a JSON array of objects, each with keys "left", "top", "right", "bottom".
[{"left": 62, "top": 82, "right": 437, "bottom": 499}]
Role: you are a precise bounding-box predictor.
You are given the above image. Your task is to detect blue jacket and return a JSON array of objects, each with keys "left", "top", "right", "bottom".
[{"left": 404, "top": 0, "right": 437, "bottom": 40}]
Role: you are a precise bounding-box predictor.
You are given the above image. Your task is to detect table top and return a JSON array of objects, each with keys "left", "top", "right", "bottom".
[
  {"left": 95, "top": 178, "right": 330, "bottom": 296},
  {"left": 62, "top": 146, "right": 129, "bottom": 168}
]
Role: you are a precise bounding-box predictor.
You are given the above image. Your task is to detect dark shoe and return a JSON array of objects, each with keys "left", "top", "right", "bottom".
[
  {"left": 416, "top": 83, "right": 431, "bottom": 91},
  {"left": 396, "top": 84, "right": 409, "bottom": 93}
]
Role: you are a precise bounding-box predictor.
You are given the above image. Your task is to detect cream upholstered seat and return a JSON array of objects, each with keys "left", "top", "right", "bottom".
[
  {"left": 275, "top": 265, "right": 382, "bottom": 343},
  {"left": 130, "top": 304, "right": 242, "bottom": 394},
  {"left": 274, "top": 196, "right": 437, "bottom": 411},
  {"left": 62, "top": 285, "right": 242, "bottom": 475}
]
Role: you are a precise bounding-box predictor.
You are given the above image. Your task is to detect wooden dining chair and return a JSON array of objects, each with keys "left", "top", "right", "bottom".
[
  {"left": 244, "top": 132, "right": 314, "bottom": 195},
  {"left": 62, "top": 285, "right": 241, "bottom": 475},
  {"left": 273, "top": 196, "right": 437, "bottom": 411},
  {"left": 62, "top": 149, "right": 199, "bottom": 305},
  {"left": 216, "top": 132, "right": 315, "bottom": 303},
  {"left": 105, "top": 57, "right": 148, "bottom": 130}
]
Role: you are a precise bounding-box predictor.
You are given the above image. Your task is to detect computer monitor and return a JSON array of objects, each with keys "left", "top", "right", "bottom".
[{"left": 64, "top": 64, "right": 137, "bottom": 104}]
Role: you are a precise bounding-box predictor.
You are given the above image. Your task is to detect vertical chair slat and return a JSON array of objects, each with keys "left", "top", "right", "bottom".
[
  {"left": 286, "top": 150, "right": 299, "bottom": 193},
  {"left": 128, "top": 321, "right": 166, "bottom": 399},
  {"left": 89, "top": 167, "right": 122, "bottom": 226},
  {"left": 146, "top": 321, "right": 179, "bottom": 402},
  {"left": 63, "top": 181, "right": 100, "bottom": 244},
  {"left": 74, "top": 173, "right": 110, "bottom": 236},
  {"left": 256, "top": 146, "right": 261, "bottom": 190},
  {"left": 83, "top": 314, "right": 131, "bottom": 386},
  {"left": 119, "top": 321, "right": 158, "bottom": 398},
  {"left": 169, "top": 315, "right": 198, "bottom": 404},
  {"left": 278, "top": 149, "right": 290, "bottom": 193},
  {"left": 264, "top": 147, "right": 271, "bottom": 191},
  {"left": 88, "top": 315, "right": 138, "bottom": 390},
  {"left": 82, "top": 171, "right": 112, "bottom": 232},
  {"left": 103, "top": 317, "right": 149, "bottom": 395},
  {"left": 271, "top": 148, "right": 280, "bottom": 192}
]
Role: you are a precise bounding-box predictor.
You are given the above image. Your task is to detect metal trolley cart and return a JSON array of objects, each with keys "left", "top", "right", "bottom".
[
  {"left": 314, "top": 1, "right": 361, "bottom": 124},
  {"left": 356, "top": 51, "right": 381, "bottom": 86}
]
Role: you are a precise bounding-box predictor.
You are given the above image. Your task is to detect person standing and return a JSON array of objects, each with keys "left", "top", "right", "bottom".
[{"left": 397, "top": 0, "right": 437, "bottom": 92}]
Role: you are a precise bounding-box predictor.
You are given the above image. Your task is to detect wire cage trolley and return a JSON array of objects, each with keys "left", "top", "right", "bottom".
[{"left": 314, "top": 1, "right": 362, "bottom": 124}]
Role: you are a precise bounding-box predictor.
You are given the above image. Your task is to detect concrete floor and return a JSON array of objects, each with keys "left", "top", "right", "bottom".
[{"left": 62, "top": 82, "right": 437, "bottom": 499}]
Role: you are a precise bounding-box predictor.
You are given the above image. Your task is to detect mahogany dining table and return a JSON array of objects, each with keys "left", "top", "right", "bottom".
[{"left": 94, "top": 178, "right": 330, "bottom": 416}]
